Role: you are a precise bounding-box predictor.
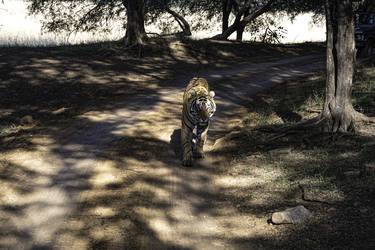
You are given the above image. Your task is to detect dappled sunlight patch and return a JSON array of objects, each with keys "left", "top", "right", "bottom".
[
  {"left": 3, "top": 150, "right": 63, "bottom": 175},
  {"left": 0, "top": 182, "right": 21, "bottom": 204},
  {"left": 89, "top": 206, "right": 118, "bottom": 218},
  {"left": 88, "top": 224, "right": 123, "bottom": 243},
  {"left": 135, "top": 207, "right": 174, "bottom": 239},
  {"left": 35, "top": 59, "right": 62, "bottom": 65},
  {"left": 217, "top": 50, "right": 236, "bottom": 58},
  {"left": 39, "top": 68, "right": 60, "bottom": 77},
  {"left": 2, "top": 186, "right": 73, "bottom": 245},
  {"left": 214, "top": 167, "right": 284, "bottom": 189},
  {"left": 55, "top": 233, "right": 89, "bottom": 250},
  {"left": 30, "top": 136, "right": 55, "bottom": 146},
  {"left": 89, "top": 160, "right": 124, "bottom": 188},
  {"left": 90, "top": 171, "right": 122, "bottom": 188},
  {"left": 136, "top": 200, "right": 275, "bottom": 249},
  {"left": 337, "top": 151, "right": 360, "bottom": 159},
  {"left": 132, "top": 181, "right": 171, "bottom": 201},
  {"left": 168, "top": 41, "right": 195, "bottom": 63},
  {"left": 80, "top": 111, "right": 120, "bottom": 122},
  {"left": 123, "top": 73, "right": 158, "bottom": 82}
]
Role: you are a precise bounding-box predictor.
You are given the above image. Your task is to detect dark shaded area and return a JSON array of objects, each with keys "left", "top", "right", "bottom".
[
  {"left": 213, "top": 130, "right": 375, "bottom": 249},
  {"left": 170, "top": 128, "right": 182, "bottom": 160}
]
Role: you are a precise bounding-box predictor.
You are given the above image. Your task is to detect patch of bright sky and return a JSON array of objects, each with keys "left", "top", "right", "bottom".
[{"left": 0, "top": 0, "right": 325, "bottom": 46}]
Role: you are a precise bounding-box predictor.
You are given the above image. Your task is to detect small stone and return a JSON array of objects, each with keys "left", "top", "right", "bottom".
[
  {"left": 271, "top": 205, "right": 312, "bottom": 224},
  {"left": 20, "top": 115, "right": 34, "bottom": 125},
  {"left": 354, "top": 201, "right": 360, "bottom": 207},
  {"left": 344, "top": 170, "right": 360, "bottom": 177}
]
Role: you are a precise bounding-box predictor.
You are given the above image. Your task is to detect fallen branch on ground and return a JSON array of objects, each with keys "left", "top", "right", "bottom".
[
  {"left": 298, "top": 184, "right": 335, "bottom": 206},
  {"left": 255, "top": 116, "right": 324, "bottom": 134}
]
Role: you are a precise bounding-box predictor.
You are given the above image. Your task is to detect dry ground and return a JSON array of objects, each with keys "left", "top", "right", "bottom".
[
  {"left": 1, "top": 39, "right": 372, "bottom": 250},
  {"left": 212, "top": 65, "right": 375, "bottom": 249}
]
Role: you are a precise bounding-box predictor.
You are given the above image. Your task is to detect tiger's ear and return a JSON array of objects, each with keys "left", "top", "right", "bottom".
[{"left": 209, "top": 91, "right": 215, "bottom": 98}]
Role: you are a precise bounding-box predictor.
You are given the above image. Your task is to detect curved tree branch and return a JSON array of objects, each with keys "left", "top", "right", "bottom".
[
  {"left": 212, "top": 0, "right": 274, "bottom": 40},
  {"left": 166, "top": 7, "right": 192, "bottom": 36}
]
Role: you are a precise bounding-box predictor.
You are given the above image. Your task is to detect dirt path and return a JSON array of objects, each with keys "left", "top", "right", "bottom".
[{"left": 0, "top": 55, "right": 324, "bottom": 249}]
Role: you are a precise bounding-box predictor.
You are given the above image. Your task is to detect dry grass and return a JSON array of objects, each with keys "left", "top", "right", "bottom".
[{"left": 212, "top": 64, "right": 375, "bottom": 249}]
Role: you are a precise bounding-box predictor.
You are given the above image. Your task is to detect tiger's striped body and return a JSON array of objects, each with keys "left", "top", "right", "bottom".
[{"left": 181, "top": 77, "right": 216, "bottom": 166}]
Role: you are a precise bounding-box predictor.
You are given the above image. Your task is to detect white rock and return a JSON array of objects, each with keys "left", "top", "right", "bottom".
[{"left": 271, "top": 205, "right": 312, "bottom": 224}]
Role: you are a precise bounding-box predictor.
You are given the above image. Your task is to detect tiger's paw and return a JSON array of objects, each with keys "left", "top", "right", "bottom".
[{"left": 182, "top": 158, "right": 193, "bottom": 167}]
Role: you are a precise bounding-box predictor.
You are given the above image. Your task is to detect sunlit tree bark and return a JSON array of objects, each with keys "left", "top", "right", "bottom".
[{"left": 321, "top": 0, "right": 357, "bottom": 132}]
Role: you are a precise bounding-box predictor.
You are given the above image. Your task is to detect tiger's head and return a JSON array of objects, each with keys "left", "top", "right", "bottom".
[{"left": 196, "top": 91, "right": 216, "bottom": 122}]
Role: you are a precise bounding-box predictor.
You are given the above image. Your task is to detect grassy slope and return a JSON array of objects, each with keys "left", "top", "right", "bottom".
[{"left": 212, "top": 65, "right": 375, "bottom": 249}]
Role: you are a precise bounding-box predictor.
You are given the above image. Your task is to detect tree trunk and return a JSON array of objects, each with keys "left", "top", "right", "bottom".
[
  {"left": 236, "top": 9, "right": 249, "bottom": 41},
  {"left": 236, "top": 25, "right": 245, "bottom": 41},
  {"left": 222, "top": 0, "right": 233, "bottom": 33},
  {"left": 166, "top": 7, "right": 191, "bottom": 36},
  {"left": 213, "top": 0, "right": 273, "bottom": 40},
  {"left": 322, "top": 0, "right": 357, "bottom": 132},
  {"left": 124, "top": 0, "right": 147, "bottom": 46}
]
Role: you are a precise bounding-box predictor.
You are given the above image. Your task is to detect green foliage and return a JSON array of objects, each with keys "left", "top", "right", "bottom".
[
  {"left": 27, "top": 0, "right": 126, "bottom": 34},
  {"left": 272, "top": 0, "right": 325, "bottom": 16},
  {"left": 28, "top": 0, "right": 367, "bottom": 40},
  {"left": 245, "top": 13, "right": 287, "bottom": 43}
]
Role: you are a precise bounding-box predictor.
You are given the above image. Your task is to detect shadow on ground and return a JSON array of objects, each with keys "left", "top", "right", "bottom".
[
  {"left": 208, "top": 68, "right": 375, "bottom": 249},
  {"left": 1, "top": 39, "right": 356, "bottom": 249}
]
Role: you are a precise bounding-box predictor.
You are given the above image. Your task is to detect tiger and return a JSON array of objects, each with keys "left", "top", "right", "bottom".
[{"left": 181, "top": 77, "right": 216, "bottom": 166}]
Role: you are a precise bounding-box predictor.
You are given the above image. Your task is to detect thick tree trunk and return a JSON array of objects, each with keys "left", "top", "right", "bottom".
[
  {"left": 166, "top": 8, "right": 191, "bottom": 36},
  {"left": 222, "top": 0, "right": 233, "bottom": 33},
  {"left": 322, "top": 0, "right": 357, "bottom": 132},
  {"left": 124, "top": 0, "right": 147, "bottom": 46},
  {"left": 212, "top": 0, "right": 273, "bottom": 40}
]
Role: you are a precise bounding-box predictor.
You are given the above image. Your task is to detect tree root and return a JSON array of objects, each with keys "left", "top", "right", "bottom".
[
  {"left": 255, "top": 112, "right": 375, "bottom": 146},
  {"left": 262, "top": 116, "right": 325, "bottom": 134},
  {"left": 353, "top": 111, "right": 375, "bottom": 124},
  {"left": 306, "top": 108, "right": 322, "bottom": 114}
]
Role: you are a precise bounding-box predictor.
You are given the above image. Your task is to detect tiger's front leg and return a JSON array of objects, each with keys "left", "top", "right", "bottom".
[
  {"left": 181, "top": 122, "right": 193, "bottom": 166},
  {"left": 194, "top": 124, "right": 208, "bottom": 159}
]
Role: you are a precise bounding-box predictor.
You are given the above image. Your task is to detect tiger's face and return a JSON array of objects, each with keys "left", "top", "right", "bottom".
[{"left": 196, "top": 91, "right": 216, "bottom": 122}]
